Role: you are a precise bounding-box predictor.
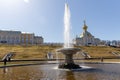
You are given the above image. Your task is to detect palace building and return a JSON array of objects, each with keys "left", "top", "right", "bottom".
[
  {"left": 74, "top": 21, "right": 101, "bottom": 46},
  {"left": 0, "top": 30, "right": 43, "bottom": 45}
]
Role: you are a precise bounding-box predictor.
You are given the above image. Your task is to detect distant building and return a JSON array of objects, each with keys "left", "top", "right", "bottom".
[
  {"left": 34, "top": 36, "right": 44, "bottom": 44},
  {"left": 21, "top": 33, "right": 34, "bottom": 44},
  {"left": 0, "top": 30, "right": 21, "bottom": 44},
  {"left": 0, "top": 30, "right": 43, "bottom": 45},
  {"left": 74, "top": 21, "right": 101, "bottom": 46}
]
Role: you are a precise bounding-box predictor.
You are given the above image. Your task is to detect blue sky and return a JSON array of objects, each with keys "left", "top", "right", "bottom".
[{"left": 0, "top": 0, "right": 120, "bottom": 42}]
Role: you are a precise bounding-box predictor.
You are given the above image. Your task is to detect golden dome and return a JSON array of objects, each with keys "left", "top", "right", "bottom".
[{"left": 83, "top": 20, "right": 88, "bottom": 31}]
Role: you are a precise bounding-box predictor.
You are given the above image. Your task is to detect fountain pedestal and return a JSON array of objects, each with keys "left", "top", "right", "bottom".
[{"left": 57, "top": 48, "right": 81, "bottom": 69}]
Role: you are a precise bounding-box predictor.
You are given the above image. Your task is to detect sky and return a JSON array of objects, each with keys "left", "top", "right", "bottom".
[{"left": 0, "top": 0, "right": 120, "bottom": 43}]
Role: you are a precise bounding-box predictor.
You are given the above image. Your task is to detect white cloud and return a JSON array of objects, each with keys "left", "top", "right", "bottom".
[{"left": 24, "top": 0, "right": 29, "bottom": 3}]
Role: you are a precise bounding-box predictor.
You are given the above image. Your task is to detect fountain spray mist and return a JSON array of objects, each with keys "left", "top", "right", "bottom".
[
  {"left": 64, "top": 3, "right": 73, "bottom": 48},
  {"left": 57, "top": 3, "right": 81, "bottom": 69}
]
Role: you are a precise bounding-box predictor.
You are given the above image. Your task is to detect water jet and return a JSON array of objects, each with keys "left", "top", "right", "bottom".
[{"left": 57, "top": 3, "right": 81, "bottom": 69}]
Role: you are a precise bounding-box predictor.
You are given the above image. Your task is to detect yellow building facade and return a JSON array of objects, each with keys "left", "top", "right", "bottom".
[{"left": 21, "top": 33, "right": 34, "bottom": 44}]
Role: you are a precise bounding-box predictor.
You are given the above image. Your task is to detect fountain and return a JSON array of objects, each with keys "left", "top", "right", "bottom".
[
  {"left": 0, "top": 3, "right": 119, "bottom": 80},
  {"left": 57, "top": 3, "right": 81, "bottom": 69},
  {"left": 57, "top": 48, "right": 81, "bottom": 69}
]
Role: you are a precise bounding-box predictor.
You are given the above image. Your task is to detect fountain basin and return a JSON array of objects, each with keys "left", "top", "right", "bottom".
[
  {"left": 57, "top": 48, "right": 81, "bottom": 55},
  {"left": 57, "top": 48, "right": 81, "bottom": 69}
]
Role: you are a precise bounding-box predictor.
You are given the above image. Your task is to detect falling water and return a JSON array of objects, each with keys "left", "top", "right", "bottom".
[{"left": 64, "top": 3, "right": 73, "bottom": 48}]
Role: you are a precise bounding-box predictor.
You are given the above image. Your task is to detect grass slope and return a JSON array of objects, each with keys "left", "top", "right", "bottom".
[{"left": 0, "top": 45, "right": 120, "bottom": 60}]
